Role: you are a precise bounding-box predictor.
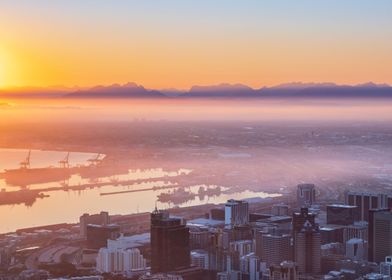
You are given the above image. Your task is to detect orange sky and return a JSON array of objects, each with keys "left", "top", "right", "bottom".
[{"left": 0, "top": 1, "right": 391, "bottom": 89}]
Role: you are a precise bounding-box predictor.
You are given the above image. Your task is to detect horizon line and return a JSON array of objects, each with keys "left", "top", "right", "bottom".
[{"left": 0, "top": 81, "right": 391, "bottom": 92}]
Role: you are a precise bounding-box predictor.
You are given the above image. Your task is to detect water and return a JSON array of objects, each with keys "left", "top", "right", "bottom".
[
  {"left": 0, "top": 148, "right": 96, "bottom": 172},
  {"left": 0, "top": 148, "right": 280, "bottom": 233}
]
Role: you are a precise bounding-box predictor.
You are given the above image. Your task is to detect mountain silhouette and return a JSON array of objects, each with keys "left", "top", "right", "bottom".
[{"left": 65, "top": 83, "right": 165, "bottom": 98}]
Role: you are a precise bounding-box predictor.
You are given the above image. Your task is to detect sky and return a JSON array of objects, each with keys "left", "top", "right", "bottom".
[{"left": 0, "top": 0, "right": 391, "bottom": 89}]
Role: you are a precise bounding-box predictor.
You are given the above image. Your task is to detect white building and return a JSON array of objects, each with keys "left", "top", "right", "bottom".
[
  {"left": 191, "top": 250, "right": 209, "bottom": 269},
  {"left": 380, "top": 256, "right": 392, "bottom": 277},
  {"left": 96, "top": 247, "right": 147, "bottom": 273},
  {"left": 240, "top": 253, "right": 261, "bottom": 280}
]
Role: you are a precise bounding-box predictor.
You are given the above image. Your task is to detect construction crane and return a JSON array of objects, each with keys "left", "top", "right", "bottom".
[
  {"left": 19, "top": 150, "right": 31, "bottom": 169},
  {"left": 59, "top": 152, "right": 70, "bottom": 168},
  {"left": 88, "top": 153, "right": 103, "bottom": 166}
]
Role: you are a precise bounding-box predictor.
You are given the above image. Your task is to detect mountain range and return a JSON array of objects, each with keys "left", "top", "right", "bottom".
[{"left": 1, "top": 82, "right": 392, "bottom": 99}]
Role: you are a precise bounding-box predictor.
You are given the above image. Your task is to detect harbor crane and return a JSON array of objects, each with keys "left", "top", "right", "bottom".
[
  {"left": 88, "top": 153, "right": 103, "bottom": 166},
  {"left": 59, "top": 152, "right": 70, "bottom": 168},
  {"left": 19, "top": 150, "right": 31, "bottom": 169}
]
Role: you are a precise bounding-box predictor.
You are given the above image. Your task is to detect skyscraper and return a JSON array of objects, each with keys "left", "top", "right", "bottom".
[
  {"left": 225, "top": 199, "right": 249, "bottom": 227},
  {"left": 326, "top": 204, "right": 358, "bottom": 225},
  {"left": 297, "top": 184, "right": 316, "bottom": 207},
  {"left": 261, "top": 233, "right": 291, "bottom": 266},
  {"left": 292, "top": 208, "right": 316, "bottom": 234},
  {"left": 86, "top": 224, "right": 120, "bottom": 249},
  {"left": 345, "top": 191, "right": 388, "bottom": 222},
  {"left": 272, "top": 203, "right": 289, "bottom": 216},
  {"left": 150, "top": 208, "right": 190, "bottom": 273},
  {"left": 368, "top": 209, "right": 392, "bottom": 263},
  {"left": 80, "top": 211, "right": 110, "bottom": 238},
  {"left": 294, "top": 220, "right": 321, "bottom": 275}
]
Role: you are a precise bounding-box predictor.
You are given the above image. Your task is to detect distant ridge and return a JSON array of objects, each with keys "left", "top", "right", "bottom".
[
  {"left": 65, "top": 82, "right": 165, "bottom": 98},
  {"left": 1, "top": 82, "right": 392, "bottom": 99},
  {"left": 187, "top": 83, "right": 255, "bottom": 97}
]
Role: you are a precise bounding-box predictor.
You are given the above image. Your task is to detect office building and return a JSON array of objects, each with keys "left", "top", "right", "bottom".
[
  {"left": 295, "top": 220, "right": 321, "bottom": 275},
  {"left": 260, "top": 233, "right": 291, "bottom": 266},
  {"left": 345, "top": 192, "right": 388, "bottom": 221},
  {"left": 229, "top": 240, "right": 253, "bottom": 258},
  {"left": 292, "top": 207, "right": 316, "bottom": 256},
  {"left": 190, "top": 250, "right": 209, "bottom": 270},
  {"left": 326, "top": 204, "right": 358, "bottom": 225},
  {"left": 189, "top": 227, "right": 210, "bottom": 250},
  {"left": 80, "top": 211, "right": 110, "bottom": 238},
  {"left": 86, "top": 224, "right": 120, "bottom": 249},
  {"left": 368, "top": 209, "right": 392, "bottom": 263},
  {"left": 210, "top": 208, "right": 225, "bottom": 221},
  {"left": 150, "top": 208, "right": 190, "bottom": 273},
  {"left": 272, "top": 204, "right": 289, "bottom": 216},
  {"left": 343, "top": 221, "right": 368, "bottom": 243},
  {"left": 96, "top": 247, "right": 147, "bottom": 273},
  {"left": 240, "top": 253, "right": 261, "bottom": 280},
  {"left": 225, "top": 199, "right": 249, "bottom": 226},
  {"left": 320, "top": 225, "right": 344, "bottom": 244},
  {"left": 380, "top": 256, "right": 392, "bottom": 278},
  {"left": 346, "top": 238, "right": 368, "bottom": 261},
  {"left": 297, "top": 184, "right": 316, "bottom": 207},
  {"left": 292, "top": 208, "right": 316, "bottom": 234}
]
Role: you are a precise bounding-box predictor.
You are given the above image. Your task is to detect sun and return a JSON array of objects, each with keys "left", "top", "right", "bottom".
[
  {"left": 0, "top": 51, "right": 7, "bottom": 88},
  {"left": 0, "top": 63, "right": 4, "bottom": 88},
  {"left": 0, "top": 47, "right": 13, "bottom": 88}
]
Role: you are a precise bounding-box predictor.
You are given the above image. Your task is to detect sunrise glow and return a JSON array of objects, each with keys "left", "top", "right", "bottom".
[{"left": 0, "top": 1, "right": 391, "bottom": 89}]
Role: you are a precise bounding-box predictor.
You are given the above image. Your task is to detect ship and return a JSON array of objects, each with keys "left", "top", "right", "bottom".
[
  {"left": 157, "top": 188, "right": 196, "bottom": 204},
  {"left": 2, "top": 167, "right": 75, "bottom": 187},
  {"left": 1, "top": 151, "right": 86, "bottom": 187}
]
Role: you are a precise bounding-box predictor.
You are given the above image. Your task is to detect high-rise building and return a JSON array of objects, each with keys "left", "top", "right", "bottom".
[
  {"left": 150, "top": 208, "right": 190, "bottom": 273},
  {"left": 261, "top": 233, "right": 291, "bottom": 266},
  {"left": 345, "top": 191, "right": 388, "bottom": 222},
  {"left": 343, "top": 221, "right": 368, "bottom": 244},
  {"left": 86, "top": 224, "right": 120, "bottom": 249},
  {"left": 269, "top": 261, "right": 298, "bottom": 280},
  {"left": 229, "top": 240, "right": 253, "bottom": 258},
  {"left": 380, "top": 256, "right": 392, "bottom": 278},
  {"left": 189, "top": 228, "right": 210, "bottom": 250},
  {"left": 240, "top": 253, "right": 261, "bottom": 280},
  {"left": 292, "top": 208, "right": 316, "bottom": 235},
  {"left": 272, "top": 204, "right": 289, "bottom": 216},
  {"left": 80, "top": 211, "right": 110, "bottom": 238},
  {"left": 368, "top": 209, "right": 392, "bottom": 263},
  {"left": 345, "top": 238, "right": 368, "bottom": 261},
  {"left": 297, "top": 184, "right": 316, "bottom": 207},
  {"left": 326, "top": 204, "right": 358, "bottom": 225},
  {"left": 96, "top": 247, "right": 147, "bottom": 273},
  {"left": 190, "top": 250, "right": 209, "bottom": 270},
  {"left": 294, "top": 220, "right": 321, "bottom": 275},
  {"left": 292, "top": 207, "right": 317, "bottom": 264},
  {"left": 225, "top": 199, "right": 249, "bottom": 226}
]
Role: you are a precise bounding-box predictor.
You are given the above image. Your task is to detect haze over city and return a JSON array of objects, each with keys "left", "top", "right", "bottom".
[{"left": 1, "top": 1, "right": 392, "bottom": 280}]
